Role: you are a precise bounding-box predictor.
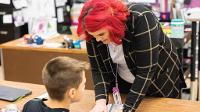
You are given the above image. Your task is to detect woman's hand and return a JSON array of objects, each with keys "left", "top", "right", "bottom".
[{"left": 90, "top": 99, "right": 108, "bottom": 112}]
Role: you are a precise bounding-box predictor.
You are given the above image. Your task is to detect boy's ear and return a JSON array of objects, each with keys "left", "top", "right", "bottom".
[{"left": 68, "top": 88, "right": 77, "bottom": 99}]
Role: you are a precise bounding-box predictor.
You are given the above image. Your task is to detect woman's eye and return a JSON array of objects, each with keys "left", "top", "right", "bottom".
[{"left": 98, "top": 33, "right": 104, "bottom": 36}]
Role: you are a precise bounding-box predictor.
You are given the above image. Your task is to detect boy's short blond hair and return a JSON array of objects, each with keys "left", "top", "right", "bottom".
[{"left": 42, "top": 56, "right": 89, "bottom": 101}]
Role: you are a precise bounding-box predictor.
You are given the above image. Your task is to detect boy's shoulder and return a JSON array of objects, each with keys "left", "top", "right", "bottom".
[
  {"left": 22, "top": 98, "right": 70, "bottom": 112},
  {"left": 22, "top": 98, "right": 43, "bottom": 112},
  {"left": 24, "top": 98, "right": 42, "bottom": 107}
]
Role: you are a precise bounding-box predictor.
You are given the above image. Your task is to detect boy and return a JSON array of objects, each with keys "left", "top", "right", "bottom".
[{"left": 22, "top": 56, "right": 89, "bottom": 112}]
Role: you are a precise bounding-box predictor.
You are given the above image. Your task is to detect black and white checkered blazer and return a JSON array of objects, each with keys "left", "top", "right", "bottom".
[{"left": 86, "top": 3, "right": 187, "bottom": 112}]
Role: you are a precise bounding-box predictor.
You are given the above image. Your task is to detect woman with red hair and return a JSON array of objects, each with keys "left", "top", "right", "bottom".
[{"left": 77, "top": 0, "right": 186, "bottom": 112}]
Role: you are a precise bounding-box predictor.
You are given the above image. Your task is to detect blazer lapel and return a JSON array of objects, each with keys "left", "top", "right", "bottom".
[
  {"left": 122, "top": 30, "right": 137, "bottom": 75},
  {"left": 96, "top": 42, "right": 115, "bottom": 71}
]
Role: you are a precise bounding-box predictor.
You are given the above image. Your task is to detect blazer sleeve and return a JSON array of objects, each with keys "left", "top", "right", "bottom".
[
  {"left": 86, "top": 40, "right": 113, "bottom": 102},
  {"left": 123, "top": 6, "right": 160, "bottom": 112}
]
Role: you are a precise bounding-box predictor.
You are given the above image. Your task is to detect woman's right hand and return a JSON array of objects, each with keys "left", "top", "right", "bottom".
[{"left": 90, "top": 99, "right": 108, "bottom": 112}]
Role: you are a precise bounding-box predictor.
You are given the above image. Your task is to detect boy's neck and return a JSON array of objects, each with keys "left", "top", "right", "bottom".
[{"left": 44, "top": 98, "right": 70, "bottom": 109}]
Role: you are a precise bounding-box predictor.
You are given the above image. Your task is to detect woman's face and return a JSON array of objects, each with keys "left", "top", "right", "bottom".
[{"left": 88, "top": 28, "right": 111, "bottom": 44}]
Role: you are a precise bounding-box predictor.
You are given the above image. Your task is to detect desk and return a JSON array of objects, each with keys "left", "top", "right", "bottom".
[
  {"left": 0, "top": 35, "right": 93, "bottom": 90},
  {"left": 1, "top": 80, "right": 200, "bottom": 112},
  {"left": 0, "top": 80, "right": 46, "bottom": 109}
]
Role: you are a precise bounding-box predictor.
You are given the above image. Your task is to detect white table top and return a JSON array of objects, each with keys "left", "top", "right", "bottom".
[{"left": 187, "top": 12, "right": 200, "bottom": 21}]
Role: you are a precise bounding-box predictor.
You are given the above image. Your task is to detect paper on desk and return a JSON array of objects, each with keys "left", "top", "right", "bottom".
[
  {"left": 44, "top": 42, "right": 63, "bottom": 48},
  {"left": 0, "top": 0, "right": 10, "bottom": 4},
  {"left": 107, "top": 104, "right": 123, "bottom": 112},
  {"left": 35, "top": 92, "right": 49, "bottom": 99},
  {"left": 3, "top": 14, "right": 12, "bottom": 24},
  {"left": 1, "top": 108, "right": 6, "bottom": 112},
  {"left": 107, "top": 104, "right": 112, "bottom": 111}
]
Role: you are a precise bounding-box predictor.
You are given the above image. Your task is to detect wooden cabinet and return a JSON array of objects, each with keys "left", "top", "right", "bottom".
[{"left": 0, "top": 35, "right": 94, "bottom": 90}]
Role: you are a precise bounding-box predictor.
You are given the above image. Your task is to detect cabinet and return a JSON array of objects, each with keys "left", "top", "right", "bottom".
[{"left": 0, "top": 3, "right": 28, "bottom": 43}]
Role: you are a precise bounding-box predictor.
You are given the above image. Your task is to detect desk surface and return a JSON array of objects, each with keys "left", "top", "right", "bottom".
[
  {"left": 187, "top": 13, "right": 200, "bottom": 21},
  {"left": 0, "top": 80, "right": 46, "bottom": 109},
  {"left": 0, "top": 80, "right": 200, "bottom": 112},
  {"left": 0, "top": 34, "right": 87, "bottom": 54}
]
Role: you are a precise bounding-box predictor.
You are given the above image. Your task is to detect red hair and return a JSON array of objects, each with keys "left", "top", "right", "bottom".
[{"left": 77, "top": 0, "right": 129, "bottom": 44}]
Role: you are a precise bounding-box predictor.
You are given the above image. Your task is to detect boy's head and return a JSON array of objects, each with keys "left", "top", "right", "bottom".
[{"left": 42, "top": 56, "right": 89, "bottom": 102}]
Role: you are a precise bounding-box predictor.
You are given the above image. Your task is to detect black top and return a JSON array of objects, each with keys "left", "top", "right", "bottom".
[
  {"left": 22, "top": 98, "right": 69, "bottom": 112},
  {"left": 86, "top": 3, "right": 186, "bottom": 112}
]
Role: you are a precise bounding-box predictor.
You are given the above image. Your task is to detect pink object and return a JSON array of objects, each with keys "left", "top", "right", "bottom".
[
  {"left": 112, "top": 87, "right": 119, "bottom": 93},
  {"left": 185, "top": 0, "right": 200, "bottom": 8}
]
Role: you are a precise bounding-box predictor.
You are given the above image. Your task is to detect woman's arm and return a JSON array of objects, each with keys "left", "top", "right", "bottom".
[
  {"left": 123, "top": 5, "right": 160, "bottom": 112},
  {"left": 86, "top": 40, "right": 113, "bottom": 102}
]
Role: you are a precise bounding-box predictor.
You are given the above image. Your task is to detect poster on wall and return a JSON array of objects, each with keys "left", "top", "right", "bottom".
[
  {"left": 57, "top": 7, "right": 64, "bottom": 23},
  {"left": 12, "top": 0, "right": 28, "bottom": 9},
  {"left": 13, "top": 10, "right": 25, "bottom": 27},
  {"left": 26, "top": 0, "right": 56, "bottom": 18},
  {"left": 55, "top": 0, "right": 66, "bottom": 7},
  {"left": 3, "top": 14, "right": 12, "bottom": 24},
  {"left": 25, "top": 0, "right": 57, "bottom": 36}
]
